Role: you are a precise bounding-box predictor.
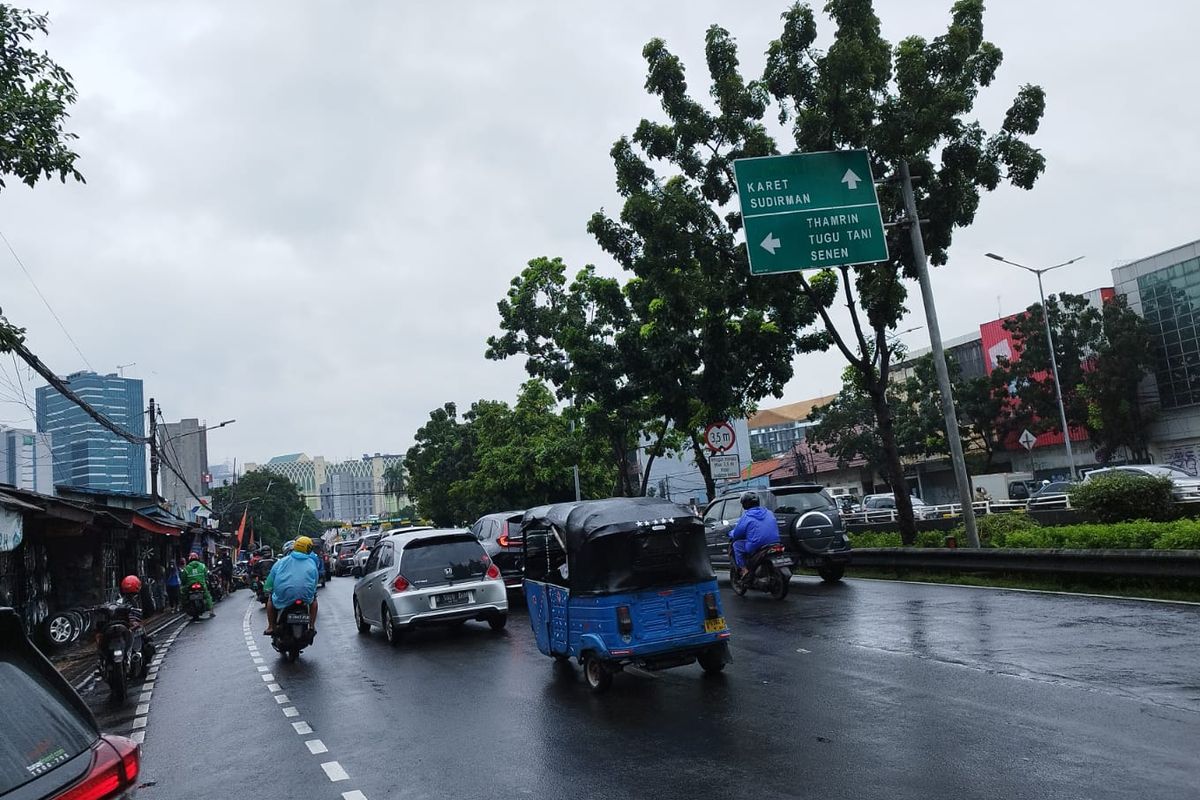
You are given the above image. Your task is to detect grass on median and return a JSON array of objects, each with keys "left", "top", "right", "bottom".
[
  {"left": 844, "top": 567, "right": 1200, "bottom": 604},
  {"left": 848, "top": 514, "right": 1200, "bottom": 550}
]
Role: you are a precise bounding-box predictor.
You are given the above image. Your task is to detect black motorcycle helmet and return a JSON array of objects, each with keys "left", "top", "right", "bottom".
[{"left": 740, "top": 491, "right": 760, "bottom": 510}]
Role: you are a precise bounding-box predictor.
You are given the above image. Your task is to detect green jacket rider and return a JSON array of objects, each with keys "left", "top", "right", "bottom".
[{"left": 182, "top": 553, "right": 215, "bottom": 616}]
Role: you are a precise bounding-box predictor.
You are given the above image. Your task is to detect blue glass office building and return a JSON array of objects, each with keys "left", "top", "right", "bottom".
[{"left": 35, "top": 371, "right": 146, "bottom": 494}]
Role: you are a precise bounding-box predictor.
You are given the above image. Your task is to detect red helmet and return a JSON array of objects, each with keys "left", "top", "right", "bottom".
[{"left": 120, "top": 575, "right": 142, "bottom": 594}]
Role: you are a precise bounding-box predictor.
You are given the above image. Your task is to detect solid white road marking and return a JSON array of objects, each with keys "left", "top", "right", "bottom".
[
  {"left": 305, "top": 739, "right": 328, "bottom": 755},
  {"left": 342, "top": 792, "right": 368, "bottom": 800},
  {"left": 292, "top": 721, "right": 313, "bottom": 734},
  {"left": 283, "top": 707, "right": 300, "bottom": 718},
  {"left": 321, "top": 761, "right": 349, "bottom": 782}
]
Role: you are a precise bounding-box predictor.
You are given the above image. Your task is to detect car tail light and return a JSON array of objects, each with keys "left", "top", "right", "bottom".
[
  {"left": 703, "top": 592, "right": 720, "bottom": 620},
  {"left": 485, "top": 563, "right": 501, "bottom": 580},
  {"left": 393, "top": 574, "right": 410, "bottom": 592},
  {"left": 60, "top": 735, "right": 140, "bottom": 800},
  {"left": 616, "top": 605, "right": 633, "bottom": 636}
]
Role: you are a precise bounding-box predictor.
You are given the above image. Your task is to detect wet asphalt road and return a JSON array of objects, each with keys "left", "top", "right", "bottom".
[{"left": 80, "top": 576, "right": 1200, "bottom": 800}]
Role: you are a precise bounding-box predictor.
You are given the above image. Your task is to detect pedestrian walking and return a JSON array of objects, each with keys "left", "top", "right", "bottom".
[{"left": 165, "top": 560, "right": 181, "bottom": 610}]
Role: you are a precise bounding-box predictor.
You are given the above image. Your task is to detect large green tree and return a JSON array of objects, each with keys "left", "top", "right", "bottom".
[
  {"left": 993, "top": 292, "right": 1156, "bottom": 463},
  {"left": 756, "top": 0, "right": 1047, "bottom": 542},
  {"left": 209, "top": 470, "right": 322, "bottom": 552},
  {"left": 586, "top": 26, "right": 820, "bottom": 500},
  {"left": 0, "top": 6, "right": 85, "bottom": 351},
  {"left": 404, "top": 402, "right": 475, "bottom": 527}
]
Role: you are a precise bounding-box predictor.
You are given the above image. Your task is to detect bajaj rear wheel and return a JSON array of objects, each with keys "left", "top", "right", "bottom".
[
  {"left": 582, "top": 654, "right": 612, "bottom": 693},
  {"left": 698, "top": 647, "right": 726, "bottom": 674}
]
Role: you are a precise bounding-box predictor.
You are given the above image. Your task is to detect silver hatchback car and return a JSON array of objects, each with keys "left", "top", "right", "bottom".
[{"left": 351, "top": 529, "right": 509, "bottom": 645}]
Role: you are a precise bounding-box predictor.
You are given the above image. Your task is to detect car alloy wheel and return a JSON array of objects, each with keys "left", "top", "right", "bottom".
[
  {"left": 45, "top": 612, "right": 76, "bottom": 646},
  {"left": 382, "top": 606, "right": 401, "bottom": 647}
]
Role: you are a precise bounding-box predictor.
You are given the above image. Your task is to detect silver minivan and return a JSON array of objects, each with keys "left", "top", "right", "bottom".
[{"left": 351, "top": 529, "right": 509, "bottom": 645}]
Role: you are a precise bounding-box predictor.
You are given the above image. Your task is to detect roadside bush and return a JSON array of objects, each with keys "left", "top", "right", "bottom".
[
  {"left": 1068, "top": 474, "right": 1175, "bottom": 523},
  {"left": 847, "top": 531, "right": 903, "bottom": 548},
  {"left": 951, "top": 511, "right": 1041, "bottom": 547}
]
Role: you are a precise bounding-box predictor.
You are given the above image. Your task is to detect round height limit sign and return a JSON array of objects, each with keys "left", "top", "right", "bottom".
[{"left": 704, "top": 421, "right": 736, "bottom": 453}]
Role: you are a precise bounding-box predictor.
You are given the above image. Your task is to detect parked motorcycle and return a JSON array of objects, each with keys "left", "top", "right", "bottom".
[
  {"left": 270, "top": 599, "right": 314, "bottom": 662},
  {"left": 208, "top": 570, "right": 225, "bottom": 603},
  {"left": 184, "top": 581, "right": 208, "bottom": 619},
  {"left": 93, "top": 603, "right": 153, "bottom": 701},
  {"left": 729, "top": 542, "right": 792, "bottom": 600}
]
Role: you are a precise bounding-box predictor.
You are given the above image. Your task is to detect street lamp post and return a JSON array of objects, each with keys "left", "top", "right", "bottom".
[{"left": 985, "top": 253, "right": 1084, "bottom": 481}]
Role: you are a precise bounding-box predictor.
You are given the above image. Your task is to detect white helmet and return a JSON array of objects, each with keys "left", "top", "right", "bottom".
[{"left": 283, "top": 540, "right": 295, "bottom": 554}]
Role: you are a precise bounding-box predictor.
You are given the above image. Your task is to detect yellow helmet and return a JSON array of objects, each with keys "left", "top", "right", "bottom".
[{"left": 294, "top": 535, "right": 313, "bottom": 554}]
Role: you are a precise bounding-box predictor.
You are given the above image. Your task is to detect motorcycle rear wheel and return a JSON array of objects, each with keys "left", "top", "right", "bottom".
[
  {"left": 769, "top": 570, "right": 790, "bottom": 600},
  {"left": 109, "top": 666, "right": 127, "bottom": 702},
  {"left": 730, "top": 565, "right": 747, "bottom": 596}
]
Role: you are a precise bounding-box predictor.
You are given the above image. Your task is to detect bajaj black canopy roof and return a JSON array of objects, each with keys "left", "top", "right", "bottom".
[{"left": 523, "top": 497, "right": 703, "bottom": 553}]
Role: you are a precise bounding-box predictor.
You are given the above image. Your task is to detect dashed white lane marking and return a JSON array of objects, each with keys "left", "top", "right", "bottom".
[
  {"left": 135, "top": 703, "right": 150, "bottom": 716},
  {"left": 132, "top": 717, "right": 147, "bottom": 729},
  {"left": 257, "top": 666, "right": 270, "bottom": 672},
  {"left": 267, "top": 683, "right": 282, "bottom": 692},
  {"left": 261, "top": 673, "right": 275, "bottom": 681},
  {"left": 292, "top": 721, "right": 313, "bottom": 735},
  {"left": 342, "top": 792, "right": 368, "bottom": 800},
  {"left": 321, "top": 761, "right": 350, "bottom": 782},
  {"left": 138, "top": 691, "right": 152, "bottom": 702},
  {"left": 253, "top": 657, "right": 264, "bottom": 664},
  {"left": 143, "top": 682, "right": 154, "bottom": 691},
  {"left": 305, "top": 739, "right": 327, "bottom": 754},
  {"left": 274, "top": 694, "right": 290, "bottom": 704},
  {"left": 131, "top": 731, "right": 145, "bottom": 744},
  {"left": 283, "top": 707, "right": 300, "bottom": 718}
]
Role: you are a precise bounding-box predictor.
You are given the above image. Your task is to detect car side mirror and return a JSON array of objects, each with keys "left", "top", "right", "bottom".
[{"left": 351, "top": 566, "right": 363, "bottom": 578}]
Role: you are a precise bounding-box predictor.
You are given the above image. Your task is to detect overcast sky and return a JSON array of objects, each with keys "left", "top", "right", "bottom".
[{"left": 0, "top": 1, "right": 1196, "bottom": 469}]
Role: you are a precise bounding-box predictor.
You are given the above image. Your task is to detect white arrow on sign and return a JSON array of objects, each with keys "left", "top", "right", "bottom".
[
  {"left": 841, "top": 168, "right": 862, "bottom": 190},
  {"left": 1019, "top": 429, "right": 1037, "bottom": 451},
  {"left": 760, "top": 233, "right": 781, "bottom": 254}
]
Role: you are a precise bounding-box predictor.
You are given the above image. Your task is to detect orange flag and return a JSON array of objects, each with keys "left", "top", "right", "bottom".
[{"left": 235, "top": 509, "right": 248, "bottom": 557}]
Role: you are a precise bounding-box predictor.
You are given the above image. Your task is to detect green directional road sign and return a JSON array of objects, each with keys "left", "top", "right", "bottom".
[{"left": 732, "top": 149, "right": 889, "bottom": 275}]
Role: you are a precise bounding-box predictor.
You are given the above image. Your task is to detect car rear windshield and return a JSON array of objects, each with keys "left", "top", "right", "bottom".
[
  {"left": 0, "top": 654, "right": 96, "bottom": 794},
  {"left": 337, "top": 543, "right": 358, "bottom": 555},
  {"left": 772, "top": 490, "right": 834, "bottom": 514},
  {"left": 401, "top": 537, "right": 488, "bottom": 587}
]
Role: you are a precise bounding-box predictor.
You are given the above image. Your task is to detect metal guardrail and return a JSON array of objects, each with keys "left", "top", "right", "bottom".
[
  {"left": 842, "top": 497, "right": 1069, "bottom": 525},
  {"left": 850, "top": 547, "right": 1200, "bottom": 579}
]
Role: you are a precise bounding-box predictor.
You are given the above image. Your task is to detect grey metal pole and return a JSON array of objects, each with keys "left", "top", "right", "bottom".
[
  {"left": 899, "top": 160, "right": 980, "bottom": 548},
  {"left": 1036, "top": 272, "right": 1079, "bottom": 481},
  {"left": 569, "top": 409, "right": 582, "bottom": 501}
]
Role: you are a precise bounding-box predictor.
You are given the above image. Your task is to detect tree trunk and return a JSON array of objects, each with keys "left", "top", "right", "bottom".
[
  {"left": 867, "top": 384, "right": 917, "bottom": 544},
  {"left": 639, "top": 452, "right": 658, "bottom": 496},
  {"left": 691, "top": 437, "right": 716, "bottom": 502}
]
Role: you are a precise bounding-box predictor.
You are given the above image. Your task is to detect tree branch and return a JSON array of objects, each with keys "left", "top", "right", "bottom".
[
  {"left": 797, "top": 272, "right": 865, "bottom": 369},
  {"left": 839, "top": 265, "right": 873, "bottom": 366}
]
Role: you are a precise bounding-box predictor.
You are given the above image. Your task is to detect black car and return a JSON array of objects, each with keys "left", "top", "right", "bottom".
[
  {"left": 470, "top": 510, "right": 526, "bottom": 590},
  {"left": 334, "top": 540, "right": 360, "bottom": 576},
  {"left": 1026, "top": 480, "right": 1076, "bottom": 510},
  {"left": 0, "top": 607, "right": 141, "bottom": 799},
  {"left": 703, "top": 485, "right": 852, "bottom": 582}
]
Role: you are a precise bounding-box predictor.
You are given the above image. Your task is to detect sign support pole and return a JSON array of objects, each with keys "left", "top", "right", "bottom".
[{"left": 899, "top": 160, "right": 980, "bottom": 548}]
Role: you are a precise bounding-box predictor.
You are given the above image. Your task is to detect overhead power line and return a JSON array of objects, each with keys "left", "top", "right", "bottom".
[{"left": 0, "top": 229, "right": 93, "bottom": 370}]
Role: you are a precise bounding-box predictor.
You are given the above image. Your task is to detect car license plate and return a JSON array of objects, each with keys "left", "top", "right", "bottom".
[
  {"left": 287, "top": 612, "right": 308, "bottom": 623},
  {"left": 704, "top": 617, "right": 727, "bottom": 633},
  {"left": 435, "top": 591, "right": 470, "bottom": 608},
  {"left": 771, "top": 556, "right": 791, "bottom": 567}
]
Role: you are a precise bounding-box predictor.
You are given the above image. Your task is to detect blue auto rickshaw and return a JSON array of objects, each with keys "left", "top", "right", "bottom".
[{"left": 522, "top": 497, "right": 732, "bottom": 692}]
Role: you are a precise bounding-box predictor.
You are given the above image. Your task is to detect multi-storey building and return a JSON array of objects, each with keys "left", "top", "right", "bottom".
[
  {"left": 252, "top": 452, "right": 405, "bottom": 521},
  {"left": 35, "top": 372, "right": 146, "bottom": 494},
  {"left": 158, "top": 418, "right": 209, "bottom": 516},
  {"left": 0, "top": 426, "right": 54, "bottom": 493}
]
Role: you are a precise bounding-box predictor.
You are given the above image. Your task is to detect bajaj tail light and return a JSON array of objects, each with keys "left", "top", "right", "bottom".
[
  {"left": 393, "top": 574, "right": 410, "bottom": 592},
  {"left": 59, "top": 735, "right": 140, "bottom": 800},
  {"left": 704, "top": 592, "right": 720, "bottom": 619},
  {"left": 616, "top": 605, "right": 633, "bottom": 637}
]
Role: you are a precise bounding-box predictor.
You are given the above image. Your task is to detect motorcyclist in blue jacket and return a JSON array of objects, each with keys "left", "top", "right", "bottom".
[{"left": 728, "top": 491, "right": 781, "bottom": 577}]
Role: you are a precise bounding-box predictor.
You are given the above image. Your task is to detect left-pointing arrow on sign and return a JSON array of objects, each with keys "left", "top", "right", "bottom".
[{"left": 761, "top": 233, "right": 781, "bottom": 254}]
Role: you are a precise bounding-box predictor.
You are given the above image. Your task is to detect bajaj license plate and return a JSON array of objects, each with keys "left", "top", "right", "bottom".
[
  {"left": 435, "top": 591, "right": 470, "bottom": 608},
  {"left": 704, "top": 617, "right": 727, "bottom": 633}
]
